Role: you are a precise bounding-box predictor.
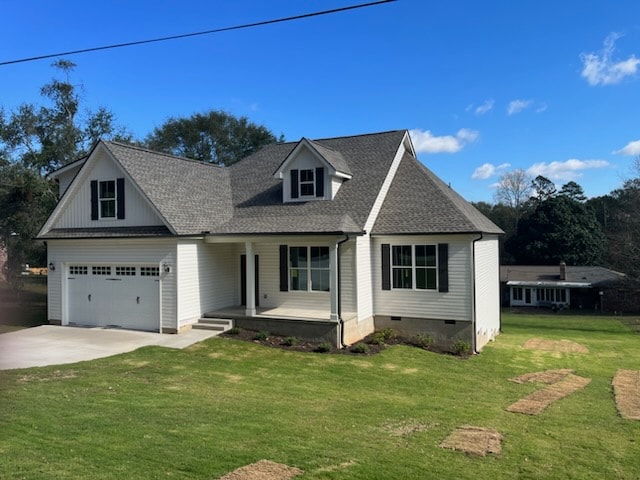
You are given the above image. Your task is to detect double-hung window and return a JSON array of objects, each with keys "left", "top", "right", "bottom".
[
  {"left": 289, "top": 246, "right": 330, "bottom": 291},
  {"left": 391, "top": 245, "right": 437, "bottom": 290},
  {"left": 299, "top": 169, "right": 315, "bottom": 197},
  {"left": 99, "top": 180, "right": 116, "bottom": 219}
]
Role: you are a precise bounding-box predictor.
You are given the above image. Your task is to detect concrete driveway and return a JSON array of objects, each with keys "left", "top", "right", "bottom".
[{"left": 0, "top": 325, "right": 221, "bottom": 370}]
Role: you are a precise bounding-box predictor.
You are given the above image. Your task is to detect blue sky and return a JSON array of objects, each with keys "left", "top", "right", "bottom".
[{"left": 2, "top": 0, "right": 640, "bottom": 202}]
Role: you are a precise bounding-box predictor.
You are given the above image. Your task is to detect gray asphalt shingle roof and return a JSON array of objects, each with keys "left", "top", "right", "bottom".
[
  {"left": 372, "top": 153, "right": 504, "bottom": 235},
  {"left": 41, "top": 130, "right": 502, "bottom": 238},
  {"left": 500, "top": 265, "right": 625, "bottom": 286}
]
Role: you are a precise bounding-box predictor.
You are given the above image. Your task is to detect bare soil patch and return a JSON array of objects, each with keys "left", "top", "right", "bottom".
[
  {"left": 509, "top": 368, "right": 574, "bottom": 384},
  {"left": 381, "top": 419, "right": 436, "bottom": 438},
  {"left": 507, "top": 374, "right": 591, "bottom": 415},
  {"left": 523, "top": 338, "right": 589, "bottom": 353},
  {"left": 440, "top": 426, "right": 503, "bottom": 456},
  {"left": 219, "top": 460, "right": 302, "bottom": 480},
  {"left": 17, "top": 369, "right": 78, "bottom": 383},
  {"left": 612, "top": 369, "right": 640, "bottom": 420}
]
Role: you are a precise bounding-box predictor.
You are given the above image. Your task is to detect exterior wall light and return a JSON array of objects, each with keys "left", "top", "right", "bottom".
[
  {"left": 48, "top": 262, "right": 55, "bottom": 272},
  {"left": 163, "top": 263, "right": 171, "bottom": 273}
]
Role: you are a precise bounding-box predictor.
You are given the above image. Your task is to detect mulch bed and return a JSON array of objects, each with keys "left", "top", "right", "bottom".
[
  {"left": 612, "top": 369, "right": 640, "bottom": 420},
  {"left": 507, "top": 373, "right": 591, "bottom": 415},
  {"left": 219, "top": 460, "right": 302, "bottom": 480},
  {"left": 440, "top": 426, "right": 503, "bottom": 456},
  {"left": 220, "top": 328, "right": 456, "bottom": 356}
]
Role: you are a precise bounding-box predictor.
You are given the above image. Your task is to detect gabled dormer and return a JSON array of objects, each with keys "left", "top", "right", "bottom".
[{"left": 273, "top": 138, "right": 353, "bottom": 203}]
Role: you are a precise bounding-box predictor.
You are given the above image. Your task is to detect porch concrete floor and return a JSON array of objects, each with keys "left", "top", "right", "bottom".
[{"left": 205, "top": 306, "right": 356, "bottom": 323}]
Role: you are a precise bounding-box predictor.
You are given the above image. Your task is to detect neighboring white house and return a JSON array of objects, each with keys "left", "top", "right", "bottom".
[{"left": 38, "top": 130, "right": 503, "bottom": 351}]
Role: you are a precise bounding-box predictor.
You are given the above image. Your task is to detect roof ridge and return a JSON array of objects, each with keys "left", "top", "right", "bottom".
[
  {"left": 103, "top": 140, "right": 227, "bottom": 169},
  {"left": 310, "top": 129, "right": 406, "bottom": 143}
]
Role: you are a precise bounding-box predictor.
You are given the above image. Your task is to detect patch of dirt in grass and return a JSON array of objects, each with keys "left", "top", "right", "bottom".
[
  {"left": 219, "top": 460, "right": 303, "bottom": 480},
  {"left": 315, "top": 460, "right": 357, "bottom": 473},
  {"left": 509, "top": 369, "right": 574, "bottom": 384},
  {"left": 17, "top": 369, "right": 77, "bottom": 383},
  {"left": 507, "top": 374, "right": 591, "bottom": 415},
  {"left": 523, "top": 338, "right": 589, "bottom": 353},
  {"left": 382, "top": 364, "right": 419, "bottom": 374},
  {"left": 612, "top": 369, "right": 640, "bottom": 420},
  {"left": 382, "top": 419, "right": 436, "bottom": 438},
  {"left": 121, "top": 359, "right": 150, "bottom": 368},
  {"left": 440, "top": 426, "right": 503, "bottom": 456}
]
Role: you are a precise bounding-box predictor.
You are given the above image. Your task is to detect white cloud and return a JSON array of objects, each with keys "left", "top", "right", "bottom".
[
  {"left": 475, "top": 99, "right": 494, "bottom": 116},
  {"left": 409, "top": 128, "right": 479, "bottom": 154},
  {"left": 535, "top": 103, "right": 548, "bottom": 113},
  {"left": 526, "top": 159, "right": 610, "bottom": 181},
  {"left": 580, "top": 32, "right": 640, "bottom": 86},
  {"left": 507, "top": 99, "right": 533, "bottom": 115},
  {"left": 471, "top": 162, "right": 510, "bottom": 180},
  {"left": 613, "top": 139, "right": 640, "bottom": 156}
]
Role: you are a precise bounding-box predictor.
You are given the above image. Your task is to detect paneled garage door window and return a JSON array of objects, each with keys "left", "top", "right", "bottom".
[
  {"left": 116, "top": 266, "right": 136, "bottom": 276},
  {"left": 92, "top": 266, "right": 111, "bottom": 275},
  {"left": 140, "top": 266, "right": 159, "bottom": 277},
  {"left": 69, "top": 266, "right": 88, "bottom": 275}
]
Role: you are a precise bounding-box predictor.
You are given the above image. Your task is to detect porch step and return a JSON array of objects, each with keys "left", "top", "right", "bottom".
[{"left": 192, "top": 318, "right": 234, "bottom": 332}]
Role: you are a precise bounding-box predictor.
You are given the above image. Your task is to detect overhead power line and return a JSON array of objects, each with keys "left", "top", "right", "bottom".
[{"left": 0, "top": 0, "right": 396, "bottom": 67}]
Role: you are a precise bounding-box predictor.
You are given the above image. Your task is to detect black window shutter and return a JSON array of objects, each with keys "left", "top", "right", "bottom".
[
  {"left": 279, "top": 245, "right": 288, "bottom": 291},
  {"left": 116, "top": 178, "right": 125, "bottom": 219},
  {"left": 90, "top": 180, "right": 98, "bottom": 220},
  {"left": 381, "top": 244, "right": 391, "bottom": 290},
  {"left": 315, "top": 167, "right": 324, "bottom": 198},
  {"left": 240, "top": 255, "right": 247, "bottom": 305},
  {"left": 290, "top": 170, "right": 299, "bottom": 199},
  {"left": 438, "top": 243, "right": 449, "bottom": 293}
]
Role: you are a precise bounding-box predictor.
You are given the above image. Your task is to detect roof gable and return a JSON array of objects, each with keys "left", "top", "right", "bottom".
[{"left": 273, "top": 138, "right": 352, "bottom": 179}]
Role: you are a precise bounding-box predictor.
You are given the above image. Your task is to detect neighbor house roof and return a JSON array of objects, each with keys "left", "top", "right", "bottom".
[
  {"left": 372, "top": 153, "right": 504, "bottom": 235},
  {"left": 500, "top": 265, "right": 625, "bottom": 287}
]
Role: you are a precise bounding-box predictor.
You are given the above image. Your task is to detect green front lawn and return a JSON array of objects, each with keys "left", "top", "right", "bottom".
[{"left": 1, "top": 313, "right": 638, "bottom": 479}]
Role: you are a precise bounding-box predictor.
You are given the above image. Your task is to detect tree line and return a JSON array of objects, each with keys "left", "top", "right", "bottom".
[
  {"left": 474, "top": 164, "right": 640, "bottom": 284},
  {"left": 0, "top": 61, "right": 280, "bottom": 285}
]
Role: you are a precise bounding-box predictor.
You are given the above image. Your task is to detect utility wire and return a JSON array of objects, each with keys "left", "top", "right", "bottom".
[{"left": 0, "top": 0, "right": 396, "bottom": 67}]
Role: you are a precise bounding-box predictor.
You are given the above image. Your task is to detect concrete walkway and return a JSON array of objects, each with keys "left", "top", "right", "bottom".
[{"left": 0, "top": 325, "right": 221, "bottom": 370}]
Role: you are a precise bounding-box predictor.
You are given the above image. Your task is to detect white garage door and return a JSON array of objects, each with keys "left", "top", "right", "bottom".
[{"left": 67, "top": 264, "right": 160, "bottom": 331}]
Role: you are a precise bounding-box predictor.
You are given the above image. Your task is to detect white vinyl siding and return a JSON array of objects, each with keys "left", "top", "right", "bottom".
[
  {"left": 339, "top": 240, "right": 357, "bottom": 319},
  {"left": 473, "top": 236, "right": 501, "bottom": 349},
  {"left": 355, "top": 235, "right": 373, "bottom": 321},
  {"left": 47, "top": 238, "right": 177, "bottom": 331},
  {"left": 281, "top": 147, "right": 326, "bottom": 203},
  {"left": 54, "top": 150, "right": 165, "bottom": 228},
  {"left": 372, "top": 235, "right": 473, "bottom": 321},
  {"left": 176, "top": 241, "right": 239, "bottom": 327}
]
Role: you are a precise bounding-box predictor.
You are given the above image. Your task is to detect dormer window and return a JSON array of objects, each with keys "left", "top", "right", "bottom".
[
  {"left": 99, "top": 180, "right": 116, "bottom": 218},
  {"left": 299, "top": 169, "right": 315, "bottom": 197}
]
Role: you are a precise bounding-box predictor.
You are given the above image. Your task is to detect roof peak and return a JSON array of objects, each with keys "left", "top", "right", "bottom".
[{"left": 102, "top": 140, "right": 227, "bottom": 169}]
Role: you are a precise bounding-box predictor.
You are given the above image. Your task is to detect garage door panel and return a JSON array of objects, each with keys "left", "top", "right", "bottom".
[{"left": 67, "top": 264, "right": 160, "bottom": 331}]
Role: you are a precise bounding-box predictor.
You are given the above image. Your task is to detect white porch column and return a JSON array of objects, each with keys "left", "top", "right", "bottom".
[
  {"left": 245, "top": 242, "right": 256, "bottom": 316},
  {"left": 329, "top": 243, "right": 339, "bottom": 321}
]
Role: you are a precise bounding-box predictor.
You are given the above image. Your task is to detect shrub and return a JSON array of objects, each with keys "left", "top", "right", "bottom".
[
  {"left": 380, "top": 328, "right": 397, "bottom": 341},
  {"left": 283, "top": 336, "right": 299, "bottom": 346},
  {"left": 370, "top": 332, "right": 387, "bottom": 345},
  {"left": 227, "top": 326, "right": 240, "bottom": 335},
  {"left": 369, "top": 328, "right": 397, "bottom": 345},
  {"left": 315, "top": 342, "right": 333, "bottom": 353},
  {"left": 413, "top": 333, "right": 434, "bottom": 349},
  {"left": 351, "top": 342, "right": 370, "bottom": 354},
  {"left": 254, "top": 331, "right": 269, "bottom": 341},
  {"left": 451, "top": 339, "right": 471, "bottom": 356}
]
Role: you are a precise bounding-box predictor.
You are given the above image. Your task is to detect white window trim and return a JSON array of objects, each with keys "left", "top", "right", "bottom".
[
  {"left": 289, "top": 246, "right": 330, "bottom": 293},
  {"left": 98, "top": 179, "right": 117, "bottom": 220},
  {"left": 299, "top": 169, "right": 315, "bottom": 198},
  {"left": 390, "top": 244, "right": 438, "bottom": 291}
]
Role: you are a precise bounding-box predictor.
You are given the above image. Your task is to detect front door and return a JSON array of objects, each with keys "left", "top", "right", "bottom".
[
  {"left": 240, "top": 255, "right": 259, "bottom": 307},
  {"left": 524, "top": 287, "right": 533, "bottom": 305}
]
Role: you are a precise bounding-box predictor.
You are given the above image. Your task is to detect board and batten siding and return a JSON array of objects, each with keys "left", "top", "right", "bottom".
[
  {"left": 473, "top": 235, "right": 501, "bottom": 349},
  {"left": 176, "top": 241, "right": 239, "bottom": 327},
  {"left": 372, "top": 235, "right": 474, "bottom": 321},
  {"left": 56, "top": 166, "right": 83, "bottom": 197},
  {"left": 47, "top": 238, "right": 177, "bottom": 330},
  {"left": 355, "top": 235, "right": 373, "bottom": 321},
  {"left": 54, "top": 150, "right": 165, "bottom": 229},
  {"left": 339, "top": 240, "right": 357, "bottom": 318},
  {"left": 254, "top": 241, "right": 331, "bottom": 313}
]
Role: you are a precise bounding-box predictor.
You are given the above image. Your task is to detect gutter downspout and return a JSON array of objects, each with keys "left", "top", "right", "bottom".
[
  {"left": 336, "top": 235, "right": 350, "bottom": 348},
  {"left": 471, "top": 232, "right": 484, "bottom": 354}
]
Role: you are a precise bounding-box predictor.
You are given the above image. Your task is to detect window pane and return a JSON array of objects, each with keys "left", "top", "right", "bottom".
[
  {"left": 416, "top": 268, "right": 437, "bottom": 289},
  {"left": 311, "top": 270, "right": 330, "bottom": 292},
  {"left": 101, "top": 199, "right": 116, "bottom": 218},
  {"left": 100, "top": 180, "right": 115, "bottom": 199},
  {"left": 300, "top": 183, "right": 314, "bottom": 196},
  {"left": 416, "top": 245, "right": 436, "bottom": 266},
  {"left": 392, "top": 267, "right": 412, "bottom": 288},
  {"left": 290, "top": 268, "right": 307, "bottom": 291},
  {"left": 392, "top": 245, "right": 412, "bottom": 266},
  {"left": 289, "top": 247, "right": 307, "bottom": 268},
  {"left": 300, "top": 169, "right": 314, "bottom": 182},
  {"left": 311, "top": 247, "right": 329, "bottom": 268}
]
